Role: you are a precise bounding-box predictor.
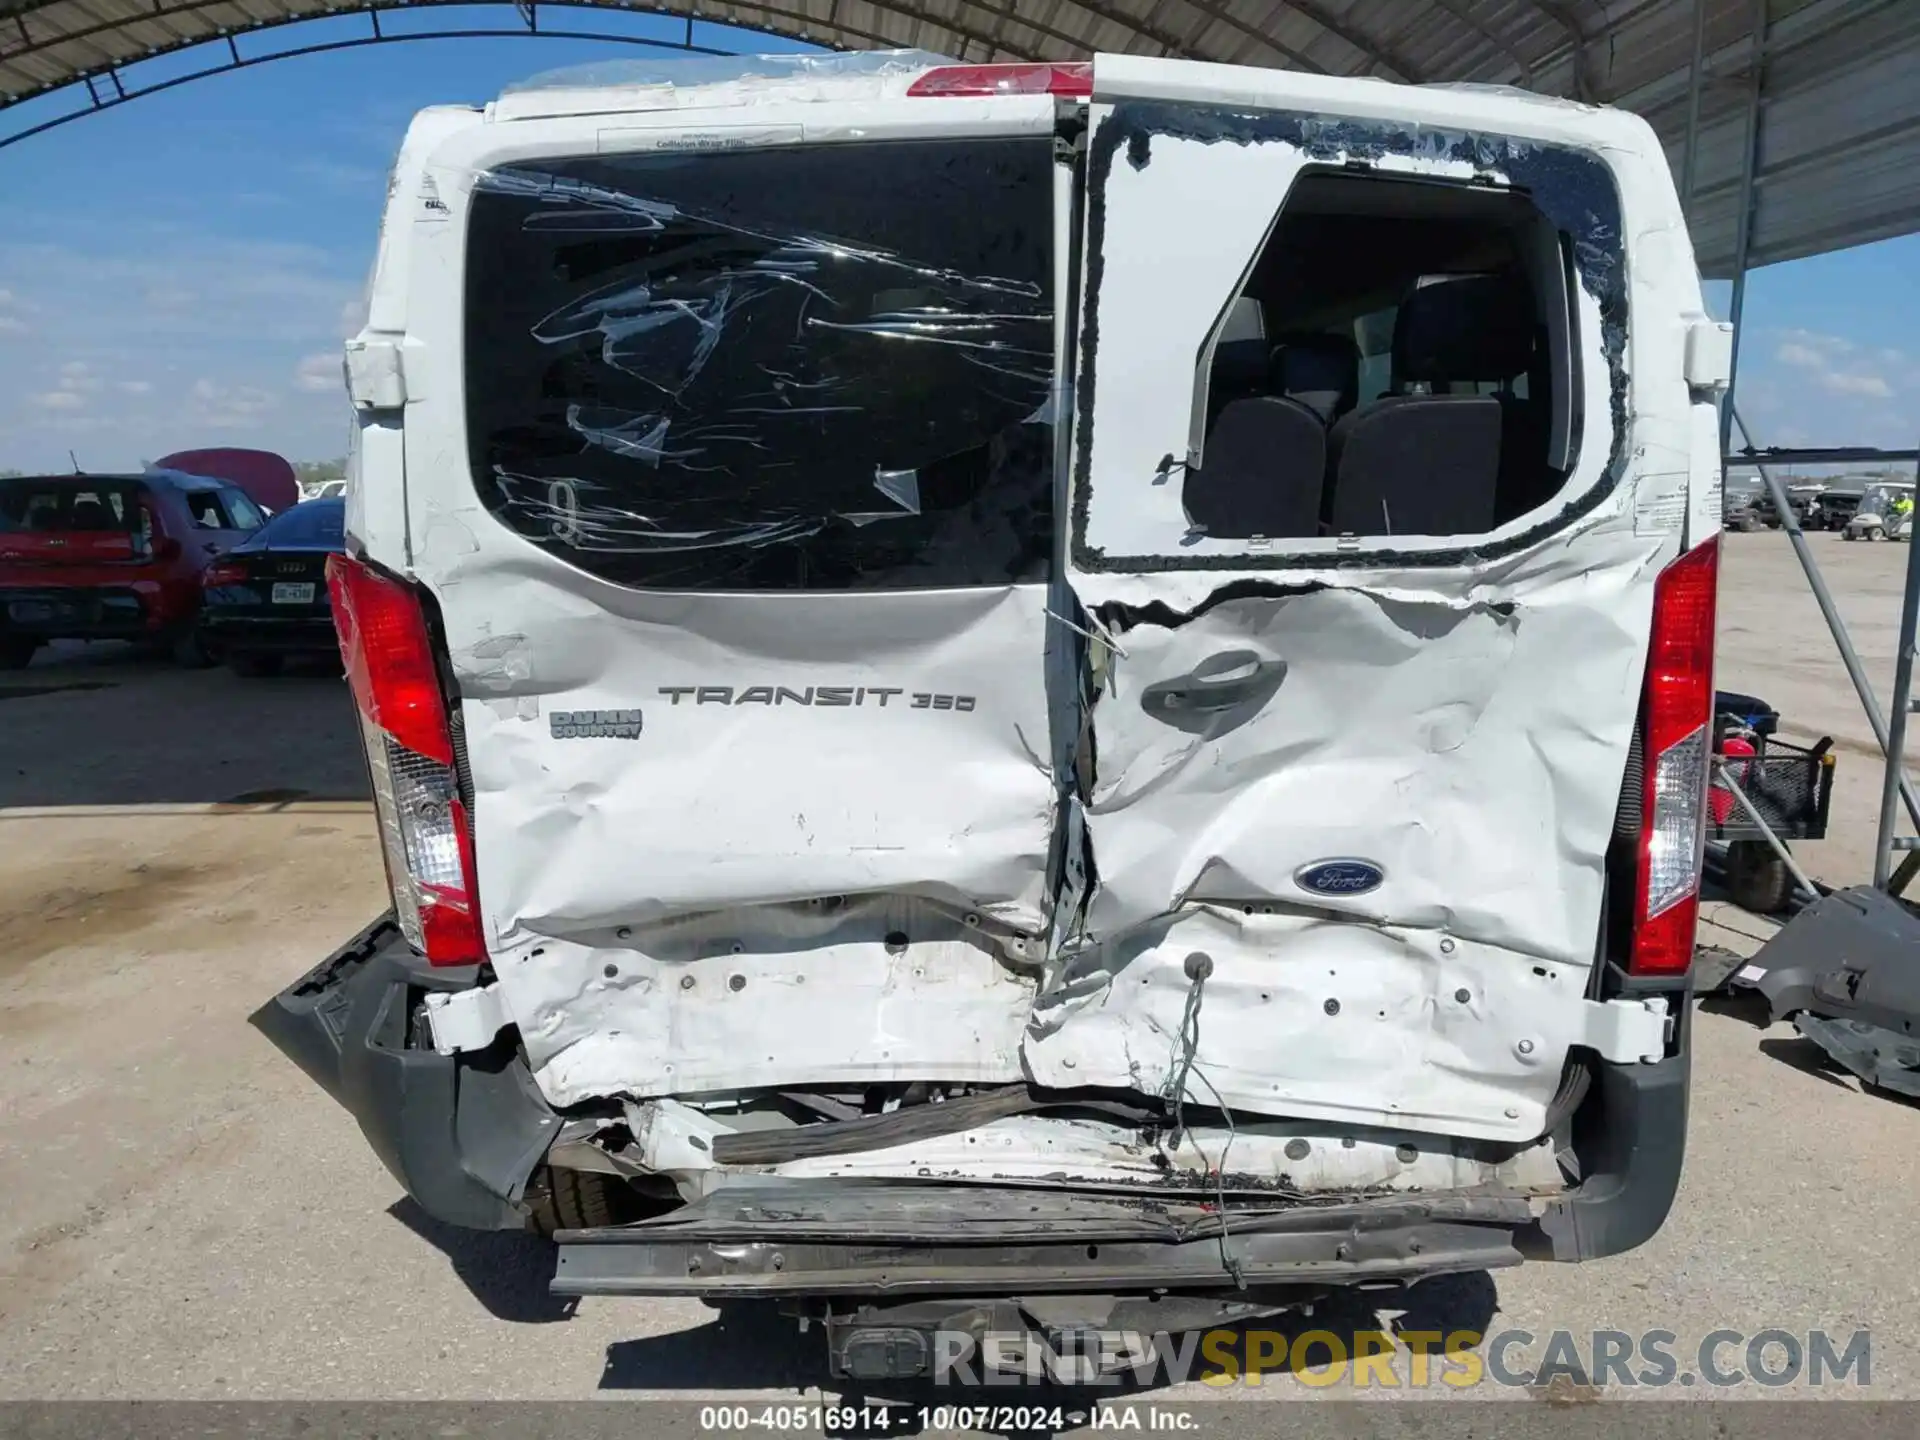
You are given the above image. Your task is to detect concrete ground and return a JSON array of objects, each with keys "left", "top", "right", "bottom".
[{"left": 2, "top": 531, "right": 1918, "bottom": 1407}]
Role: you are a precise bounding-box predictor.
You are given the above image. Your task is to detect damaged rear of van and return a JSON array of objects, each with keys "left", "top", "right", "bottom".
[{"left": 257, "top": 50, "right": 1732, "bottom": 1369}]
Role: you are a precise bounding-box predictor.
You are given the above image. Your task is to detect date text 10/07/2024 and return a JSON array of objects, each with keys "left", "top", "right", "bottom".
[{"left": 695, "top": 1407, "right": 1198, "bottom": 1433}]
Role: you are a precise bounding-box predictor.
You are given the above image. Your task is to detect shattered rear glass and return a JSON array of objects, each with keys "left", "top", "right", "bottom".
[{"left": 463, "top": 137, "right": 1056, "bottom": 591}]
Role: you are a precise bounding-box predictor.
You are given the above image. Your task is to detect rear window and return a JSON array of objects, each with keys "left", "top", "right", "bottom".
[
  {"left": 463, "top": 137, "right": 1056, "bottom": 591},
  {"left": 179, "top": 485, "right": 265, "bottom": 532},
  {"left": 0, "top": 478, "right": 143, "bottom": 532},
  {"left": 1187, "top": 167, "right": 1583, "bottom": 544},
  {"left": 253, "top": 499, "right": 345, "bottom": 548}
]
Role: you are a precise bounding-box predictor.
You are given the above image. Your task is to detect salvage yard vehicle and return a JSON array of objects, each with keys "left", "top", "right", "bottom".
[
  {"left": 0, "top": 468, "right": 266, "bottom": 669},
  {"left": 1723, "top": 493, "right": 1764, "bottom": 532},
  {"left": 1842, "top": 482, "right": 1914, "bottom": 541},
  {"left": 197, "top": 497, "right": 347, "bottom": 677},
  {"left": 256, "top": 51, "right": 1733, "bottom": 1375}
]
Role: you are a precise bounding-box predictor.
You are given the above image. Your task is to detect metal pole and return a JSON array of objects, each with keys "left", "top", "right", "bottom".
[
  {"left": 1718, "top": 0, "right": 1768, "bottom": 461},
  {"left": 1875, "top": 512, "right": 1920, "bottom": 887},
  {"left": 1733, "top": 406, "right": 1920, "bottom": 835},
  {"left": 1679, "top": 0, "right": 1709, "bottom": 212},
  {"left": 1716, "top": 762, "right": 1819, "bottom": 900}
]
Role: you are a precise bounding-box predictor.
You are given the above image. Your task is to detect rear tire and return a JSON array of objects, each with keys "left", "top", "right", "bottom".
[
  {"left": 527, "top": 1166, "right": 667, "bottom": 1237},
  {"left": 0, "top": 635, "right": 38, "bottom": 670},
  {"left": 227, "top": 650, "right": 283, "bottom": 679},
  {"left": 1725, "top": 839, "right": 1795, "bottom": 915}
]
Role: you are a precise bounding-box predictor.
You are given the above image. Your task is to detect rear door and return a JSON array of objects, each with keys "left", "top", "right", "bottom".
[
  {"left": 1023, "top": 57, "right": 1704, "bottom": 1140},
  {"left": 391, "top": 95, "right": 1071, "bottom": 967},
  {"left": 0, "top": 477, "right": 148, "bottom": 567}
]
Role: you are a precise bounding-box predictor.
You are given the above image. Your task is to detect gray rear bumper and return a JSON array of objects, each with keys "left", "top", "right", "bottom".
[
  {"left": 552, "top": 1184, "right": 1532, "bottom": 1299},
  {"left": 253, "top": 917, "right": 1689, "bottom": 1276},
  {"left": 248, "top": 914, "right": 561, "bottom": 1232}
]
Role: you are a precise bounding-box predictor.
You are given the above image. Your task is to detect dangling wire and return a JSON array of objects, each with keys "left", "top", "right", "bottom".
[
  {"left": 1161, "top": 953, "right": 1247, "bottom": 1290},
  {"left": 1162, "top": 961, "right": 1207, "bottom": 1149}
]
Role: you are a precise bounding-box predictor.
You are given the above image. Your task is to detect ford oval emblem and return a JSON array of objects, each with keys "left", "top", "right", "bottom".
[{"left": 1295, "top": 858, "right": 1386, "bottom": 898}]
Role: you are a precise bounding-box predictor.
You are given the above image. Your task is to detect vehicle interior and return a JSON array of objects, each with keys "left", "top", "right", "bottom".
[
  {"left": 1184, "top": 168, "right": 1582, "bottom": 543},
  {"left": 0, "top": 478, "right": 142, "bottom": 532}
]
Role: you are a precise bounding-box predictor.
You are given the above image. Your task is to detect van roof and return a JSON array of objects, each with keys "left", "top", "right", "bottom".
[
  {"left": 485, "top": 50, "right": 1624, "bottom": 131},
  {"left": 490, "top": 49, "right": 957, "bottom": 124}
]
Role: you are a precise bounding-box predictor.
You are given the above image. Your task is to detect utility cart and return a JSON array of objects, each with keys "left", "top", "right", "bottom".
[{"left": 1708, "top": 690, "right": 1836, "bottom": 914}]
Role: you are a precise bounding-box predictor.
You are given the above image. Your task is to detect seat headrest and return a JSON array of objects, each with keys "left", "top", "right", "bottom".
[
  {"left": 1211, "top": 337, "right": 1272, "bottom": 394},
  {"left": 1393, "top": 274, "right": 1535, "bottom": 384},
  {"left": 1270, "top": 333, "right": 1360, "bottom": 423}
]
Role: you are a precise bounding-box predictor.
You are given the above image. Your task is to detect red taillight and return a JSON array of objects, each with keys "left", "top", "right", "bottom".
[
  {"left": 906, "top": 62, "right": 1093, "bottom": 98},
  {"left": 329, "top": 552, "right": 453, "bottom": 766},
  {"left": 1630, "top": 536, "right": 1719, "bottom": 976},
  {"left": 201, "top": 560, "right": 247, "bottom": 588},
  {"left": 327, "top": 553, "right": 482, "bottom": 966}
]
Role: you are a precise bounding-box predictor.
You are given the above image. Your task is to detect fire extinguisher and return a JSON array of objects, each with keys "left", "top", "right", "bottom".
[{"left": 1710, "top": 730, "right": 1757, "bottom": 826}]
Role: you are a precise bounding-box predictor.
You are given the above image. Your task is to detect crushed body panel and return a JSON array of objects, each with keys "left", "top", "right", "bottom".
[{"left": 325, "top": 51, "right": 1718, "bottom": 1223}]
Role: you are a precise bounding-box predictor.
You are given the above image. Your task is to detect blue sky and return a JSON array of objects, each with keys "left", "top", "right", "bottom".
[{"left": 1, "top": 7, "right": 1916, "bottom": 473}]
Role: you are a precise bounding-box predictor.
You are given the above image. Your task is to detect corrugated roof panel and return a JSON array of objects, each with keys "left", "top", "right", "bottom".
[{"left": 1, "top": 0, "right": 1916, "bottom": 268}]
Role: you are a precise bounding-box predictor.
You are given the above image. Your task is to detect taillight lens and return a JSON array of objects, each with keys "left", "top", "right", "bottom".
[
  {"left": 1630, "top": 537, "right": 1719, "bottom": 976},
  {"left": 327, "top": 553, "right": 483, "bottom": 966},
  {"left": 202, "top": 560, "right": 247, "bottom": 588},
  {"left": 906, "top": 62, "right": 1093, "bottom": 98}
]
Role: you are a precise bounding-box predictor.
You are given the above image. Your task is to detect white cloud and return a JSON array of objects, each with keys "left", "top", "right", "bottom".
[
  {"left": 1767, "top": 326, "right": 1902, "bottom": 408},
  {"left": 0, "top": 287, "right": 13, "bottom": 304},
  {"left": 1779, "top": 327, "right": 1855, "bottom": 355},
  {"left": 1821, "top": 371, "right": 1893, "bottom": 399},
  {"left": 30, "top": 389, "right": 84, "bottom": 411},
  {"left": 189, "top": 377, "right": 278, "bottom": 430},
  {"left": 0, "top": 230, "right": 364, "bottom": 468},
  {"left": 58, "top": 360, "right": 102, "bottom": 394},
  {"left": 295, "top": 351, "right": 343, "bottom": 393}
]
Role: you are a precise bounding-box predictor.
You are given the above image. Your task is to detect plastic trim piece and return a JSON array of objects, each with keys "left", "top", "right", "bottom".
[{"left": 248, "top": 913, "right": 560, "bottom": 1231}]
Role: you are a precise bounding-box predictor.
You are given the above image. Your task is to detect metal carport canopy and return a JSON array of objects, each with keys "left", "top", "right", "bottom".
[{"left": 3, "top": 0, "right": 1919, "bottom": 275}]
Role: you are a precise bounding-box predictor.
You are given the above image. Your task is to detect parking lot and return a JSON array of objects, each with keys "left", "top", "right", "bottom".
[{"left": 2, "top": 529, "right": 1918, "bottom": 1403}]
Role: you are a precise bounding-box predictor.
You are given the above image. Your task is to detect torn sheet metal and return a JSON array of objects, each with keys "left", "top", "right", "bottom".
[
  {"left": 489, "top": 897, "right": 1038, "bottom": 1107},
  {"left": 1025, "top": 907, "right": 1612, "bottom": 1140},
  {"left": 359, "top": 58, "right": 1716, "bottom": 1151},
  {"left": 1071, "top": 574, "right": 1650, "bottom": 964},
  {"left": 1026, "top": 68, "right": 1708, "bottom": 1143},
  {"left": 627, "top": 1104, "right": 1565, "bottom": 1198}
]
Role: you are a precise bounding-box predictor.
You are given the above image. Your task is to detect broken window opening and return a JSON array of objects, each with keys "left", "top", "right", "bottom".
[
  {"left": 1184, "top": 167, "right": 1582, "bottom": 546},
  {"left": 463, "top": 138, "right": 1056, "bottom": 591}
]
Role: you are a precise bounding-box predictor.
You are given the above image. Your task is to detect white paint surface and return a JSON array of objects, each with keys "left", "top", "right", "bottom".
[{"left": 345, "top": 53, "right": 1721, "bottom": 1174}]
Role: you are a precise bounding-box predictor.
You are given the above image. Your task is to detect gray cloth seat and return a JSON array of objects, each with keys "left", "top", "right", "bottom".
[
  {"left": 1325, "top": 275, "right": 1536, "bottom": 537},
  {"left": 1184, "top": 395, "right": 1326, "bottom": 540}
]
